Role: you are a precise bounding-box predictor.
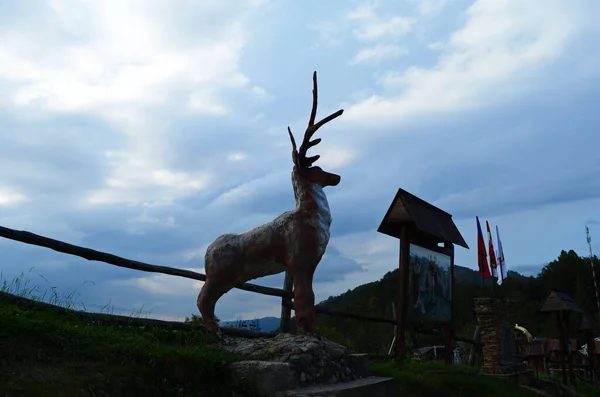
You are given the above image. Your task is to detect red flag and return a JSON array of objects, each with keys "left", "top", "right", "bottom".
[
  {"left": 486, "top": 220, "right": 498, "bottom": 278},
  {"left": 476, "top": 216, "right": 492, "bottom": 279}
]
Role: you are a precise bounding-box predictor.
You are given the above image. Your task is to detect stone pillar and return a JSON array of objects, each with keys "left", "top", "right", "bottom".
[{"left": 474, "top": 298, "right": 527, "bottom": 375}]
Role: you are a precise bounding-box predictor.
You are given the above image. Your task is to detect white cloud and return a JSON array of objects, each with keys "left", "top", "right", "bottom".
[
  {"left": 227, "top": 152, "right": 247, "bottom": 162},
  {"left": 352, "top": 16, "right": 414, "bottom": 41},
  {"left": 187, "top": 92, "right": 228, "bottom": 115},
  {"left": 0, "top": 187, "right": 27, "bottom": 205},
  {"left": 341, "top": 3, "right": 415, "bottom": 66},
  {"left": 352, "top": 44, "right": 407, "bottom": 64},
  {"left": 1, "top": 0, "right": 268, "bottom": 207},
  {"left": 181, "top": 246, "right": 209, "bottom": 263},
  {"left": 343, "top": 0, "right": 594, "bottom": 126},
  {"left": 309, "top": 20, "right": 344, "bottom": 48},
  {"left": 346, "top": 3, "right": 377, "bottom": 21},
  {"left": 410, "top": 0, "right": 448, "bottom": 15},
  {"left": 345, "top": 2, "right": 414, "bottom": 42},
  {"left": 125, "top": 210, "right": 176, "bottom": 236},
  {"left": 206, "top": 171, "right": 288, "bottom": 210},
  {"left": 110, "top": 268, "right": 205, "bottom": 297},
  {"left": 315, "top": 147, "right": 357, "bottom": 170}
]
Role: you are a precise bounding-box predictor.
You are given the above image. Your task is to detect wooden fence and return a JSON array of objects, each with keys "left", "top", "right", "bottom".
[{"left": 0, "top": 225, "right": 480, "bottom": 354}]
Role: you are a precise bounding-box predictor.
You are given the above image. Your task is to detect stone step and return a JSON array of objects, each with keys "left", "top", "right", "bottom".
[{"left": 275, "top": 376, "right": 397, "bottom": 397}]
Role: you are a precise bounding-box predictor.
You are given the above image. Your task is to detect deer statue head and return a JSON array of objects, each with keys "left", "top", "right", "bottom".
[{"left": 287, "top": 72, "right": 343, "bottom": 207}]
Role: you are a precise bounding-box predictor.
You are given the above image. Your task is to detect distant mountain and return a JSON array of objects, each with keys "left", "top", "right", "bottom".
[{"left": 220, "top": 316, "right": 280, "bottom": 332}]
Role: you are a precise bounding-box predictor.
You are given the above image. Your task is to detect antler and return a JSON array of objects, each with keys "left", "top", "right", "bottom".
[{"left": 288, "top": 71, "right": 344, "bottom": 168}]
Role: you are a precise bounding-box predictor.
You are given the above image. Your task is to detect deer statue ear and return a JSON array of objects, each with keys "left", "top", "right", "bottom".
[{"left": 288, "top": 127, "right": 300, "bottom": 167}]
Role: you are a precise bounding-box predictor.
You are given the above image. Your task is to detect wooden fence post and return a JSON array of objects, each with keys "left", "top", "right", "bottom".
[{"left": 279, "top": 270, "right": 294, "bottom": 333}]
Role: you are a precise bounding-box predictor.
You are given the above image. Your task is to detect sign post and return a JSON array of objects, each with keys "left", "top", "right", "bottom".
[{"left": 377, "top": 188, "right": 469, "bottom": 363}]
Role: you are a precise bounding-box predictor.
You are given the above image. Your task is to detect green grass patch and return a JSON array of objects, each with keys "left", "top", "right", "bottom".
[
  {"left": 578, "top": 381, "right": 600, "bottom": 397},
  {"left": 0, "top": 271, "right": 258, "bottom": 397},
  {"left": 370, "top": 359, "right": 541, "bottom": 397}
]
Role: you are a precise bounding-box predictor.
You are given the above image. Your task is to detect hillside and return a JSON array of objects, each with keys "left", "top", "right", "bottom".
[
  {"left": 0, "top": 292, "right": 257, "bottom": 397},
  {"left": 1, "top": 253, "right": 597, "bottom": 397},
  {"left": 313, "top": 251, "right": 600, "bottom": 354},
  {"left": 0, "top": 290, "right": 552, "bottom": 397}
]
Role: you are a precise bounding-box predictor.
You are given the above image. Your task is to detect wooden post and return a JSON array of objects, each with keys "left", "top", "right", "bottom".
[
  {"left": 557, "top": 312, "right": 568, "bottom": 385},
  {"left": 444, "top": 327, "right": 453, "bottom": 365},
  {"left": 395, "top": 226, "right": 410, "bottom": 363},
  {"left": 586, "top": 330, "right": 595, "bottom": 381},
  {"left": 542, "top": 341, "right": 548, "bottom": 375},
  {"left": 444, "top": 242, "right": 455, "bottom": 365},
  {"left": 468, "top": 326, "right": 482, "bottom": 366},
  {"left": 388, "top": 301, "right": 397, "bottom": 356},
  {"left": 565, "top": 312, "right": 575, "bottom": 385},
  {"left": 279, "top": 270, "right": 294, "bottom": 333}
]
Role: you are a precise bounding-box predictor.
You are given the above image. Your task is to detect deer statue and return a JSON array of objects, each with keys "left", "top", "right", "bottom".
[{"left": 197, "top": 71, "right": 343, "bottom": 338}]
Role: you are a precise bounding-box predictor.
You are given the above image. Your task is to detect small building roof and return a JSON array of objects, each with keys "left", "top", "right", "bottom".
[
  {"left": 540, "top": 290, "right": 584, "bottom": 313},
  {"left": 377, "top": 188, "right": 469, "bottom": 249}
]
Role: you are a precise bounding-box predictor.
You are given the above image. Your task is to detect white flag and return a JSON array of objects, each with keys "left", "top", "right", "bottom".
[{"left": 496, "top": 225, "right": 507, "bottom": 285}]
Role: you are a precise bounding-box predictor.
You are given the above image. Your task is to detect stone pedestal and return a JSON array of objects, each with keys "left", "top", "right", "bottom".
[
  {"left": 474, "top": 298, "right": 527, "bottom": 375},
  {"left": 225, "top": 333, "right": 367, "bottom": 390}
]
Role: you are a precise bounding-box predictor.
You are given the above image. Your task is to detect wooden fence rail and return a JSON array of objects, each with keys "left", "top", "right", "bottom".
[
  {"left": 0, "top": 224, "right": 481, "bottom": 349},
  {"left": 0, "top": 225, "right": 290, "bottom": 299},
  {"left": 0, "top": 225, "right": 397, "bottom": 325}
]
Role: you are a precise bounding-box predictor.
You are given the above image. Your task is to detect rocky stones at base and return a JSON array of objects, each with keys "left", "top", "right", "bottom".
[{"left": 224, "top": 333, "right": 364, "bottom": 388}]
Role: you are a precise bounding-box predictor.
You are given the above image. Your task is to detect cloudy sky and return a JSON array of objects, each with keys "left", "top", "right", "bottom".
[{"left": 1, "top": 0, "right": 599, "bottom": 322}]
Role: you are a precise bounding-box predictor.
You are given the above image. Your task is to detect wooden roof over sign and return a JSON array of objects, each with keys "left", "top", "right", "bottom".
[{"left": 377, "top": 188, "right": 469, "bottom": 249}]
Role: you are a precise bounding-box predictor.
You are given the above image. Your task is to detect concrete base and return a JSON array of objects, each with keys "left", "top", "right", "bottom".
[{"left": 275, "top": 376, "right": 397, "bottom": 397}]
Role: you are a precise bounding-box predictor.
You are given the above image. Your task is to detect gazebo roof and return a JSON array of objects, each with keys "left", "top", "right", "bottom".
[
  {"left": 540, "top": 290, "right": 583, "bottom": 313},
  {"left": 377, "top": 188, "right": 469, "bottom": 249}
]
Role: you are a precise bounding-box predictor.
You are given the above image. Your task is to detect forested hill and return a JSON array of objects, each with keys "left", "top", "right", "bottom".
[
  {"left": 317, "top": 264, "right": 527, "bottom": 311},
  {"left": 453, "top": 265, "right": 528, "bottom": 284},
  {"left": 314, "top": 250, "right": 600, "bottom": 354}
]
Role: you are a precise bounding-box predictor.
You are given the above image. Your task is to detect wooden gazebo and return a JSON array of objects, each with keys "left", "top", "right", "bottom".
[{"left": 540, "top": 290, "right": 583, "bottom": 385}]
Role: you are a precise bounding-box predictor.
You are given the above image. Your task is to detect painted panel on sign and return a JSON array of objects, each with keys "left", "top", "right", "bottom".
[{"left": 407, "top": 243, "right": 452, "bottom": 325}]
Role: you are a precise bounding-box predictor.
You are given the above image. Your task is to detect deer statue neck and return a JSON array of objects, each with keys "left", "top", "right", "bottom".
[{"left": 291, "top": 168, "right": 332, "bottom": 227}]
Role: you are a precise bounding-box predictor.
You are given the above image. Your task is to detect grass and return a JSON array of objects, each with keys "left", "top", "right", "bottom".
[
  {"left": 579, "top": 382, "right": 600, "bottom": 397},
  {"left": 0, "top": 270, "right": 259, "bottom": 397},
  {"left": 369, "top": 359, "right": 542, "bottom": 397},
  {"left": 7, "top": 269, "right": 600, "bottom": 397},
  {"left": 538, "top": 372, "right": 600, "bottom": 397},
  {"left": 1, "top": 268, "right": 152, "bottom": 317}
]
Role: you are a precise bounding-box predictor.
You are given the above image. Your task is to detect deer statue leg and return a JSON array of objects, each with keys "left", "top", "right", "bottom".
[
  {"left": 196, "top": 280, "right": 227, "bottom": 336},
  {"left": 292, "top": 268, "right": 318, "bottom": 335}
]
